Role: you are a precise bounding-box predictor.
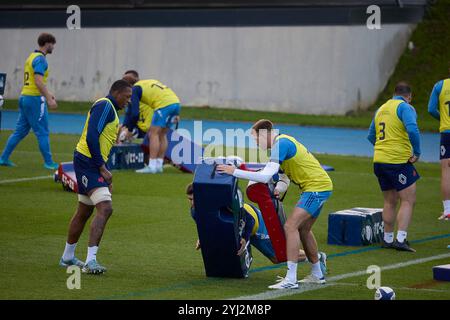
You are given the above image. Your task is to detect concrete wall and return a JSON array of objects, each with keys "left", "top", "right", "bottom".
[{"left": 0, "top": 25, "right": 414, "bottom": 115}]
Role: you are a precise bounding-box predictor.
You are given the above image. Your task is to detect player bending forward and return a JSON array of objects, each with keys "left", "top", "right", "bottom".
[
  {"left": 217, "top": 119, "right": 333, "bottom": 289},
  {"left": 59, "top": 80, "right": 132, "bottom": 274}
]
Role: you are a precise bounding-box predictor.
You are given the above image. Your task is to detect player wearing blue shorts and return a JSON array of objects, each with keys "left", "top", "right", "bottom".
[
  {"left": 428, "top": 71, "right": 450, "bottom": 221},
  {"left": 185, "top": 183, "right": 328, "bottom": 273},
  {"left": 59, "top": 80, "right": 132, "bottom": 274},
  {"left": 368, "top": 82, "right": 421, "bottom": 253},
  {"left": 218, "top": 119, "right": 333, "bottom": 289},
  {"left": 122, "top": 70, "right": 181, "bottom": 174},
  {"left": 0, "top": 33, "right": 58, "bottom": 169}
]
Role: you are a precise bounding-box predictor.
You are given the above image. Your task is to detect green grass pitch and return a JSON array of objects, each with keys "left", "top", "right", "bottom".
[{"left": 1, "top": 131, "right": 450, "bottom": 300}]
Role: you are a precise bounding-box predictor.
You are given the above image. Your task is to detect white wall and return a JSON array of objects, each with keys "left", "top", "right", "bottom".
[{"left": 0, "top": 24, "right": 414, "bottom": 115}]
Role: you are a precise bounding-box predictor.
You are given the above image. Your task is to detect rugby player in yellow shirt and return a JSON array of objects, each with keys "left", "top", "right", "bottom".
[
  {"left": 218, "top": 119, "right": 333, "bottom": 289},
  {"left": 428, "top": 70, "right": 450, "bottom": 221},
  {"left": 122, "top": 70, "right": 180, "bottom": 174},
  {"left": 368, "top": 82, "right": 421, "bottom": 253},
  {"left": 0, "top": 33, "right": 58, "bottom": 169},
  {"left": 59, "top": 80, "right": 132, "bottom": 274}
]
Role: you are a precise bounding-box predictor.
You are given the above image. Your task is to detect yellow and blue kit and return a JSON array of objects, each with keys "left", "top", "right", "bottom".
[
  {"left": 0, "top": 50, "right": 55, "bottom": 165},
  {"left": 74, "top": 95, "right": 120, "bottom": 195},
  {"left": 129, "top": 80, "right": 181, "bottom": 128},
  {"left": 368, "top": 96, "right": 421, "bottom": 191},
  {"left": 271, "top": 134, "right": 333, "bottom": 218},
  {"left": 123, "top": 101, "right": 154, "bottom": 138},
  {"left": 21, "top": 50, "right": 49, "bottom": 96},
  {"left": 428, "top": 79, "right": 450, "bottom": 159}
]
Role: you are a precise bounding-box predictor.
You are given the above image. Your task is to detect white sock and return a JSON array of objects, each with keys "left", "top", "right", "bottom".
[
  {"left": 86, "top": 246, "right": 98, "bottom": 263},
  {"left": 148, "top": 159, "right": 157, "bottom": 168},
  {"left": 397, "top": 230, "right": 407, "bottom": 243},
  {"left": 443, "top": 200, "right": 450, "bottom": 215},
  {"left": 286, "top": 261, "right": 298, "bottom": 283},
  {"left": 62, "top": 242, "right": 77, "bottom": 261},
  {"left": 311, "top": 261, "right": 323, "bottom": 278},
  {"left": 384, "top": 232, "right": 394, "bottom": 243},
  {"left": 157, "top": 158, "right": 164, "bottom": 168}
]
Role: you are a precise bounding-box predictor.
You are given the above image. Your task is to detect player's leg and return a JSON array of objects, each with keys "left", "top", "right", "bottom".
[
  {"left": 390, "top": 163, "right": 419, "bottom": 252},
  {"left": 0, "top": 96, "right": 31, "bottom": 166},
  {"left": 296, "top": 191, "right": 331, "bottom": 283},
  {"left": 268, "top": 206, "right": 310, "bottom": 289},
  {"left": 269, "top": 190, "right": 332, "bottom": 289},
  {"left": 381, "top": 189, "right": 398, "bottom": 248},
  {"left": 156, "top": 127, "right": 169, "bottom": 172},
  {"left": 297, "top": 248, "right": 327, "bottom": 275},
  {"left": 299, "top": 224, "right": 318, "bottom": 264},
  {"left": 136, "top": 126, "right": 161, "bottom": 173},
  {"left": 29, "top": 96, "right": 57, "bottom": 169},
  {"left": 394, "top": 182, "right": 417, "bottom": 252},
  {"left": 60, "top": 200, "right": 95, "bottom": 267},
  {"left": 374, "top": 163, "right": 399, "bottom": 248},
  {"left": 298, "top": 219, "right": 326, "bottom": 283},
  {"left": 154, "top": 104, "right": 180, "bottom": 172},
  {"left": 397, "top": 183, "right": 415, "bottom": 230},
  {"left": 440, "top": 158, "right": 450, "bottom": 219},
  {"left": 440, "top": 133, "right": 450, "bottom": 219},
  {"left": 88, "top": 200, "right": 113, "bottom": 248},
  {"left": 83, "top": 187, "right": 113, "bottom": 274},
  {"left": 67, "top": 201, "right": 95, "bottom": 244},
  {"left": 139, "top": 129, "right": 150, "bottom": 164},
  {"left": 149, "top": 126, "right": 161, "bottom": 160}
]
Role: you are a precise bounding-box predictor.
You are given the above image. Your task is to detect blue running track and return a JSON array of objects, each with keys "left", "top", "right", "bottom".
[{"left": 1, "top": 110, "right": 440, "bottom": 162}]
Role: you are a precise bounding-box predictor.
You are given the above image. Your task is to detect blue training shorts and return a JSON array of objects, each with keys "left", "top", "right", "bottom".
[
  {"left": 296, "top": 191, "right": 332, "bottom": 218},
  {"left": 73, "top": 151, "right": 109, "bottom": 195},
  {"left": 373, "top": 162, "right": 419, "bottom": 192},
  {"left": 440, "top": 133, "right": 450, "bottom": 160},
  {"left": 151, "top": 103, "right": 180, "bottom": 128}
]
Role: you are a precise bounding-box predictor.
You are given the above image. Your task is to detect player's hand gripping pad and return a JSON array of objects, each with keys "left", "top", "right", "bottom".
[
  {"left": 246, "top": 183, "right": 287, "bottom": 262},
  {"left": 193, "top": 161, "right": 252, "bottom": 278}
]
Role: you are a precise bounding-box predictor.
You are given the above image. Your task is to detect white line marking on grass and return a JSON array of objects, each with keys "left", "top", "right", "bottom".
[
  {"left": 0, "top": 175, "right": 53, "bottom": 184},
  {"left": 335, "top": 282, "right": 450, "bottom": 294},
  {"left": 14, "top": 150, "right": 74, "bottom": 157},
  {"left": 231, "top": 253, "right": 450, "bottom": 300}
]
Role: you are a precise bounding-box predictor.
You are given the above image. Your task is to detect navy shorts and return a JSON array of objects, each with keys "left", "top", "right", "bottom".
[
  {"left": 373, "top": 162, "right": 420, "bottom": 192},
  {"left": 73, "top": 151, "right": 109, "bottom": 195},
  {"left": 440, "top": 133, "right": 450, "bottom": 159}
]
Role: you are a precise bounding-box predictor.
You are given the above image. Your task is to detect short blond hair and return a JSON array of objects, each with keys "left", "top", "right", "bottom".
[{"left": 252, "top": 119, "right": 273, "bottom": 133}]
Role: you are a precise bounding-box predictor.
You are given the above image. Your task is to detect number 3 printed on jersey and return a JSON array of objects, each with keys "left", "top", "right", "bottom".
[{"left": 379, "top": 122, "right": 386, "bottom": 140}]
